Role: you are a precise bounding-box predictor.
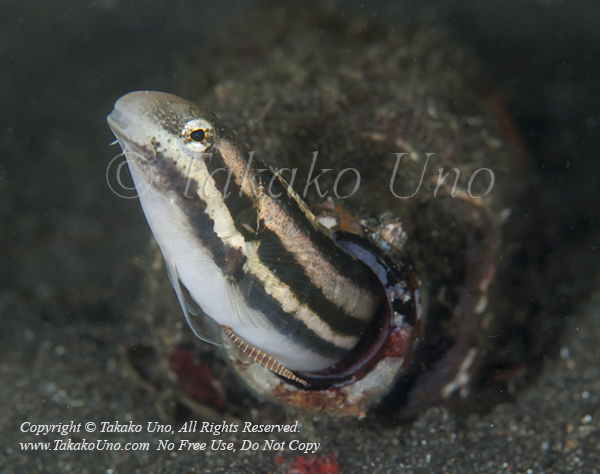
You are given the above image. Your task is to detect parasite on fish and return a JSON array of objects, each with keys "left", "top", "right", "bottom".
[{"left": 107, "top": 91, "right": 395, "bottom": 384}]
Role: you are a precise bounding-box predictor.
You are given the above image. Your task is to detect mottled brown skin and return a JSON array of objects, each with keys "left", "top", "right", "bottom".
[{"left": 193, "top": 15, "right": 525, "bottom": 419}]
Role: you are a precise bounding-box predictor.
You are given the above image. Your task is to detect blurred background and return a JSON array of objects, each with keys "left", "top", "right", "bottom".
[{"left": 1, "top": 1, "right": 599, "bottom": 472}]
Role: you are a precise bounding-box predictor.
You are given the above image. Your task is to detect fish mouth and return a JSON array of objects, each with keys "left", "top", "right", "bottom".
[
  {"left": 107, "top": 108, "right": 130, "bottom": 139},
  {"left": 107, "top": 103, "right": 155, "bottom": 189}
]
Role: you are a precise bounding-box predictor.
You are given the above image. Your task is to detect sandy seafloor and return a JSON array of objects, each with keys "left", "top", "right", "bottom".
[{"left": 1, "top": 1, "right": 600, "bottom": 473}]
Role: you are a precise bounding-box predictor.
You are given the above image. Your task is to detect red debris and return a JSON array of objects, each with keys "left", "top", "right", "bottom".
[
  {"left": 168, "top": 349, "right": 226, "bottom": 409},
  {"left": 385, "top": 324, "right": 412, "bottom": 359},
  {"left": 491, "top": 362, "right": 528, "bottom": 383},
  {"left": 285, "top": 453, "right": 340, "bottom": 474}
]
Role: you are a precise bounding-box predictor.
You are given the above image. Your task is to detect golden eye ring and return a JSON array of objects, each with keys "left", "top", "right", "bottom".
[{"left": 181, "top": 118, "right": 215, "bottom": 151}]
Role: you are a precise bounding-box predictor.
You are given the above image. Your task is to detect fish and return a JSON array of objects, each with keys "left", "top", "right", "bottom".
[{"left": 107, "top": 91, "right": 382, "bottom": 382}]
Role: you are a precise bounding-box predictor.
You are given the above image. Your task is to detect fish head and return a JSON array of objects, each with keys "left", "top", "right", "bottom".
[{"left": 107, "top": 90, "right": 239, "bottom": 196}]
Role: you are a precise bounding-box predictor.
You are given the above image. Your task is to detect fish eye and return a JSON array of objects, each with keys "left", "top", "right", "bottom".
[
  {"left": 190, "top": 129, "right": 206, "bottom": 142},
  {"left": 181, "top": 118, "right": 215, "bottom": 151}
]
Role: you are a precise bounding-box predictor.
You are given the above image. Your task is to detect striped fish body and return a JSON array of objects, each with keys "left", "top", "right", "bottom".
[{"left": 107, "top": 91, "right": 381, "bottom": 373}]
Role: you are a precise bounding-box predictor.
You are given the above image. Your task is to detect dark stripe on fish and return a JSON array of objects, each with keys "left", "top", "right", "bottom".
[
  {"left": 256, "top": 226, "right": 370, "bottom": 337},
  {"left": 209, "top": 149, "right": 375, "bottom": 333},
  {"left": 267, "top": 176, "right": 379, "bottom": 291},
  {"left": 239, "top": 271, "right": 349, "bottom": 360},
  {"left": 146, "top": 145, "right": 247, "bottom": 280},
  {"left": 206, "top": 151, "right": 256, "bottom": 220},
  {"left": 153, "top": 151, "right": 348, "bottom": 357},
  {"left": 206, "top": 147, "right": 376, "bottom": 325}
]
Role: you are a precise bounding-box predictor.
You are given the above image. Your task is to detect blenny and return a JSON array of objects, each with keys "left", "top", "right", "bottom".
[
  {"left": 108, "top": 22, "right": 527, "bottom": 418},
  {"left": 107, "top": 91, "right": 393, "bottom": 383}
]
